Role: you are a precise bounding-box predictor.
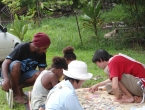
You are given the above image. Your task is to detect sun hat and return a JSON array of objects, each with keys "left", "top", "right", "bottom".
[
  {"left": 33, "top": 32, "right": 51, "bottom": 47},
  {"left": 63, "top": 60, "right": 93, "bottom": 80}
]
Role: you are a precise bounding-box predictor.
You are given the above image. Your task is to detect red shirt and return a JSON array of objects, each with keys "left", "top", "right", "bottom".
[{"left": 108, "top": 55, "right": 145, "bottom": 86}]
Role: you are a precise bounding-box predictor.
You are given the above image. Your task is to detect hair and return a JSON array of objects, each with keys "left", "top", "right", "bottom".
[
  {"left": 51, "top": 56, "right": 68, "bottom": 70},
  {"left": 64, "top": 76, "right": 80, "bottom": 84},
  {"left": 62, "top": 46, "right": 76, "bottom": 62},
  {"left": 92, "top": 49, "right": 113, "bottom": 63}
]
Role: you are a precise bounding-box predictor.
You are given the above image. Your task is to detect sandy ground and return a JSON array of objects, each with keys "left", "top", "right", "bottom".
[{"left": 76, "top": 88, "right": 145, "bottom": 110}]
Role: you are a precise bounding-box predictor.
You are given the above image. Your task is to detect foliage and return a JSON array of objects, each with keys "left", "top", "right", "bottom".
[
  {"left": 100, "top": 3, "right": 145, "bottom": 49},
  {"left": 2, "top": 0, "right": 20, "bottom": 19},
  {"left": 82, "top": 0, "right": 102, "bottom": 38},
  {"left": 100, "top": 4, "right": 129, "bottom": 23},
  {"left": 121, "top": 0, "right": 145, "bottom": 39},
  {"left": 9, "top": 14, "right": 32, "bottom": 41},
  {"left": 19, "top": 0, "right": 36, "bottom": 7},
  {"left": 38, "top": 0, "right": 73, "bottom": 15},
  {"left": 1, "top": 15, "right": 145, "bottom": 109}
]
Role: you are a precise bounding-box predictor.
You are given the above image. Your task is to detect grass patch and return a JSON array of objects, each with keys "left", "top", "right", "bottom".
[{"left": 1, "top": 15, "right": 145, "bottom": 109}]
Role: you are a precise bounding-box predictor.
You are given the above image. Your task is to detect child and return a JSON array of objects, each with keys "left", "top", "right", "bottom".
[
  {"left": 62, "top": 46, "right": 76, "bottom": 64},
  {"left": 31, "top": 56, "right": 67, "bottom": 110},
  {"left": 89, "top": 49, "right": 145, "bottom": 103},
  {"left": 59, "top": 46, "right": 77, "bottom": 81}
]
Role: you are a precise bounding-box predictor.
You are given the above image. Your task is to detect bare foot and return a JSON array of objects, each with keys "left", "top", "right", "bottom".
[
  {"left": 14, "top": 95, "right": 27, "bottom": 104},
  {"left": 114, "top": 95, "right": 134, "bottom": 103},
  {"left": 134, "top": 96, "right": 143, "bottom": 103},
  {"left": 19, "top": 88, "right": 28, "bottom": 100}
]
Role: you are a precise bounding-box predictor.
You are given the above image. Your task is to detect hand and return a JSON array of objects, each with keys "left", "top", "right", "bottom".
[
  {"left": 2, "top": 79, "right": 11, "bottom": 92},
  {"left": 89, "top": 84, "right": 99, "bottom": 93}
]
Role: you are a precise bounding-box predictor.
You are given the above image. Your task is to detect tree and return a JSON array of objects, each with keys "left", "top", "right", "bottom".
[{"left": 82, "top": 0, "right": 102, "bottom": 39}]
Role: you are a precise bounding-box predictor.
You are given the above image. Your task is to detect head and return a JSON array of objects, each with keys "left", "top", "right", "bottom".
[
  {"left": 62, "top": 46, "right": 76, "bottom": 64},
  {"left": 92, "top": 49, "right": 113, "bottom": 69},
  {"left": 33, "top": 32, "right": 51, "bottom": 55},
  {"left": 63, "top": 60, "right": 92, "bottom": 89},
  {"left": 50, "top": 56, "right": 68, "bottom": 78}
]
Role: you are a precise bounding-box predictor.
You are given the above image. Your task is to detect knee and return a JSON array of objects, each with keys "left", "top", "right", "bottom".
[
  {"left": 32, "top": 71, "right": 41, "bottom": 79},
  {"left": 12, "top": 62, "right": 21, "bottom": 70},
  {"left": 10, "top": 62, "right": 21, "bottom": 76},
  {"left": 105, "top": 83, "right": 113, "bottom": 94}
]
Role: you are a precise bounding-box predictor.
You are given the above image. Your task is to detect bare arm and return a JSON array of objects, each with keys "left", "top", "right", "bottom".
[
  {"left": 39, "top": 68, "right": 45, "bottom": 72},
  {"left": 2, "top": 59, "right": 12, "bottom": 79},
  {"left": 36, "top": 68, "right": 45, "bottom": 76},
  {"left": 41, "top": 72, "right": 58, "bottom": 90},
  {"left": 89, "top": 79, "right": 111, "bottom": 93},
  {"left": 112, "top": 77, "right": 121, "bottom": 99},
  {"left": 1, "top": 59, "right": 12, "bottom": 91}
]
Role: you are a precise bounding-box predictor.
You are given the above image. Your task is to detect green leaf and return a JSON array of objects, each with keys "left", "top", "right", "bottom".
[
  {"left": 83, "top": 14, "right": 92, "bottom": 21},
  {"left": 40, "top": 2, "right": 44, "bottom": 9}
]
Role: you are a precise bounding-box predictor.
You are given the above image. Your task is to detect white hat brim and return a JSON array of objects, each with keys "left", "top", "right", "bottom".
[{"left": 63, "top": 69, "right": 93, "bottom": 80}]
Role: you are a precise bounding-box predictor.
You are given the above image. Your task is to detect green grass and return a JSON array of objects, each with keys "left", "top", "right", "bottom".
[{"left": 1, "top": 15, "right": 145, "bottom": 109}]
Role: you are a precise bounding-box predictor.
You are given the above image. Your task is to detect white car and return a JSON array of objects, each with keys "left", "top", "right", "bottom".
[{"left": 0, "top": 25, "right": 21, "bottom": 63}]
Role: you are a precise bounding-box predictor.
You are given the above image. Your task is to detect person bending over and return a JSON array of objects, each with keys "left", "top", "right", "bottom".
[
  {"left": 45, "top": 60, "right": 93, "bottom": 110},
  {"left": 1, "top": 32, "right": 51, "bottom": 104},
  {"left": 89, "top": 49, "right": 145, "bottom": 103},
  {"left": 31, "top": 56, "right": 67, "bottom": 110}
]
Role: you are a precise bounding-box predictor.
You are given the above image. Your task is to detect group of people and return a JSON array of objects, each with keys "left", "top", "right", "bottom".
[{"left": 1, "top": 32, "right": 145, "bottom": 110}]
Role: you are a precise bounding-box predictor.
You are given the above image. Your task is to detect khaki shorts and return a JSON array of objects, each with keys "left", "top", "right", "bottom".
[{"left": 105, "top": 74, "right": 143, "bottom": 97}]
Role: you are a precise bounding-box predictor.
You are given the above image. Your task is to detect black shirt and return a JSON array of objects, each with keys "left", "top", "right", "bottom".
[{"left": 6, "top": 42, "right": 47, "bottom": 72}]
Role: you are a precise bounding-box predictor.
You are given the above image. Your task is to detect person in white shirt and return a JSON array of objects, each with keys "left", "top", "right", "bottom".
[
  {"left": 45, "top": 60, "right": 93, "bottom": 110},
  {"left": 31, "top": 56, "right": 67, "bottom": 110}
]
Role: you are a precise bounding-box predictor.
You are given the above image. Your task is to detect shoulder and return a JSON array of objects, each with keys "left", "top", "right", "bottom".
[
  {"left": 15, "top": 42, "right": 30, "bottom": 49},
  {"left": 110, "top": 55, "right": 124, "bottom": 62},
  {"left": 42, "top": 70, "right": 56, "bottom": 79}
]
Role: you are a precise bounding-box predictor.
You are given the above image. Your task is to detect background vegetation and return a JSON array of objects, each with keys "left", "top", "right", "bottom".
[
  {"left": 0, "top": 0, "right": 145, "bottom": 109},
  {"left": 1, "top": 15, "right": 145, "bottom": 110}
]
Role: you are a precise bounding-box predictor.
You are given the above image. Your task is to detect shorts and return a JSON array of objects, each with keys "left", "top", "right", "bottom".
[
  {"left": 9, "top": 60, "right": 38, "bottom": 84},
  {"left": 105, "top": 74, "right": 142, "bottom": 97},
  {"left": 121, "top": 74, "right": 142, "bottom": 96}
]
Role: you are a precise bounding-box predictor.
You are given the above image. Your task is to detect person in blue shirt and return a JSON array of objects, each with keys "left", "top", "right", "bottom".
[{"left": 45, "top": 60, "right": 93, "bottom": 110}]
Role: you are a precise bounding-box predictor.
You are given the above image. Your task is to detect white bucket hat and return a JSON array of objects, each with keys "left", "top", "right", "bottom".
[{"left": 63, "top": 60, "right": 93, "bottom": 80}]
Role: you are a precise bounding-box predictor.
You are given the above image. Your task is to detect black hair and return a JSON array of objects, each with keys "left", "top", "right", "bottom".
[
  {"left": 51, "top": 56, "right": 68, "bottom": 70},
  {"left": 92, "top": 49, "right": 113, "bottom": 63},
  {"left": 62, "top": 46, "right": 76, "bottom": 62},
  {"left": 64, "top": 76, "right": 80, "bottom": 84}
]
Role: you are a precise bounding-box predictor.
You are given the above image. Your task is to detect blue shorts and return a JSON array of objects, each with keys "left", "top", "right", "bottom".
[{"left": 9, "top": 60, "right": 38, "bottom": 84}]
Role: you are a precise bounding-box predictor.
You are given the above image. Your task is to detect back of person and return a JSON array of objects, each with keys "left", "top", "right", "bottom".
[
  {"left": 109, "top": 55, "right": 145, "bottom": 80},
  {"left": 31, "top": 56, "right": 68, "bottom": 110},
  {"left": 31, "top": 70, "right": 49, "bottom": 109},
  {"left": 46, "top": 80, "right": 75, "bottom": 110}
]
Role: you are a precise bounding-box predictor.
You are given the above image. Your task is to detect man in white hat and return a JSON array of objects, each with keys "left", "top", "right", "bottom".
[{"left": 45, "top": 60, "right": 93, "bottom": 110}]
